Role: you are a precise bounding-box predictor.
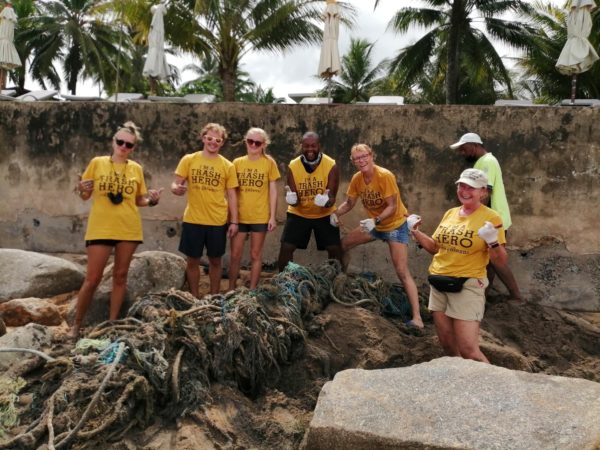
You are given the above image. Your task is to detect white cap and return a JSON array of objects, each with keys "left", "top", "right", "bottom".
[
  {"left": 455, "top": 168, "right": 488, "bottom": 189},
  {"left": 449, "top": 132, "right": 483, "bottom": 149}
]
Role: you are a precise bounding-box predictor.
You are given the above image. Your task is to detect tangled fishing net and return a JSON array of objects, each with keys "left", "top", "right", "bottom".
[{"left": 0, "top": 260, "right": 411, "bottom": 449}]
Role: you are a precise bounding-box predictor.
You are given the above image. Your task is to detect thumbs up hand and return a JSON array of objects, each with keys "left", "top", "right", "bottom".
[
  {"left": 314, "top": 189, "right": 330, "bottom": 207},
  {"left": 284, "top": 185, "right": 298, "bottom": 205}
]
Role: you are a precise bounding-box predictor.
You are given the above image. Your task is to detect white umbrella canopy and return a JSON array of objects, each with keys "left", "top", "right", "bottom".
[
  {"left": 0, "top": 4, "right": 22, "bottom": 70},
  {"left": 556, "top": 0, "right": 599, "bottom": 75},
  {"left": 317, "top": 0, "right": 341, "bottom": 79},
  {"left": 142, "top": 1, "right": 170, "bottom": 81},
  {"left": 556, "top": 0, "right": 599, "bottom": 102}
]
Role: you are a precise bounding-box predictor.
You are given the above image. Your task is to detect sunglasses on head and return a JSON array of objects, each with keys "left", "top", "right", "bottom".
[
  {"left": 204, "top": 135, "right": 223, "bottom": 144},
  {"left": 115, "top": 139, "right": 135, "bottom": 149},
  {"left": 246, "top": 138, "right": 264, "bottom": 147},
  {"left": 108, "top": 191, "right": 123, "bottom": 204}
]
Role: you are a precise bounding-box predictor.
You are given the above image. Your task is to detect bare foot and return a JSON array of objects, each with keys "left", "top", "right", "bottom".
[{"left": 406, "top": 318, "right": 424, "bottom": 329}]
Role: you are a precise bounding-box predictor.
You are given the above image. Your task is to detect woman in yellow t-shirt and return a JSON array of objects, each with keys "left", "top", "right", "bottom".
[
  {"left": 335, "top": 143, "right": 423, "bottom": 329},
  {"left": 72, "top": 122, "right": 163, "bottom": 338},
  {"left": 229, "top": 128, "right": 281, "bottom": 289},
  {"left": 410, "top": 168, "right": 508, "bottom": 363}
]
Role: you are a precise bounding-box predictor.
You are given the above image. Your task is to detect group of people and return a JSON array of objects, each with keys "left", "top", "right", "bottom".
[{"left": 72, "top": 122, "right": 522, "bottom": 364}]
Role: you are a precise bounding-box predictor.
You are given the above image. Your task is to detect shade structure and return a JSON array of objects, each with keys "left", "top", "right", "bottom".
[
  {"left": 556, "top": 0, "right": 599, "bottom": 75},
  {"left": 317, "top": 0, "right": 341, "bottom": 78},
  {"left": 0, "top": 4, "right": 21, "bottom": 70},
  {"left": 142, "top": 2, "right": 170, "bottom": 81}
]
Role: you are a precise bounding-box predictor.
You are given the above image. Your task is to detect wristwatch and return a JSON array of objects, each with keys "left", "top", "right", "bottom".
[
  {"left": 488, "top": 242, "right": 500, "bottom": 248},
  {"left": 374, "top": 217, "right": 381, "bottom": 225}
]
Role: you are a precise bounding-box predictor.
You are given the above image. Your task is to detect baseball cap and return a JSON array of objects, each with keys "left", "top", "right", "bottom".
[
  {"left": 455, "top": 168, "right": 488, "bottom": 189},
  {"left": 449, "top": 132, "right": 483, "bottom": 149}
]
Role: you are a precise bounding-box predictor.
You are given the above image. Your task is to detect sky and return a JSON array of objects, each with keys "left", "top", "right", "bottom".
[{"left": 36, "top": 0, "right": 563, "bottom": 101}]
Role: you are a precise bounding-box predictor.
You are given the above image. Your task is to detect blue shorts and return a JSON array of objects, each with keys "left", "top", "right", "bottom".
[{"left": 369, "top": 221, "right": 409, "bottom": 244}]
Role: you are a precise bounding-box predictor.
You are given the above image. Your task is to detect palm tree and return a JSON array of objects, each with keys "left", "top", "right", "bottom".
[
  {"left": 375, "top": 0, "right": 535, "bottom": 104},
  {"left": 25, "top": 0, "right": 131, "bottom": 95},
  {"left": 182, "top": 0, "right": 337, "bottom": 102},
  {"left": 326, "top": 38, "right": 386, "bottom": 103},
  {"left": 516, "top": 0, "right": 600, "bottom": 103}
]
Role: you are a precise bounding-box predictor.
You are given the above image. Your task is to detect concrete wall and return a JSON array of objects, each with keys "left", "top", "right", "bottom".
[{"left": 1, "top": 102, "right": 598, "bottom": 278}]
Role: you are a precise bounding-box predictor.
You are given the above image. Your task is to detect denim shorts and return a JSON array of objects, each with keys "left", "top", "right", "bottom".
[{"left": 369, "top": 221, "right": 409, "bottom": 244}]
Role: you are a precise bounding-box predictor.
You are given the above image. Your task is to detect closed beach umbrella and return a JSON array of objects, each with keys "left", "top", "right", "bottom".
[
  {"left": 143, "top": 1, "right": 170, "bottom": 82},
  {"left": 556, "top": 0, "right": 599, "bottom": 102},
  {"left": 317, "top": 0, "right": 341, "bottom": 79},
  {"left": 0, "top": 3, "right": 22, "bottom": 90}
]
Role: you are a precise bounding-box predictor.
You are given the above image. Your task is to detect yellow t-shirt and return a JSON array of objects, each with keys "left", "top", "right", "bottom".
[
  {"left": 82, "top": 156, "right": 147, "bottom": 241},
  {"left": 233, "top": 155, "right": 281, "bottom": 224},
  {"left": 288, "top": 154, "right": 336, "bottom": 219},
  {"left": 429, "top": 205, "right": 506, "bottom": 279},
  {"left": 175, "top": 151, "right": 238, "bottom": 225},
  {"left": 346, "top": 165, "right": 407, "bottom": 232}
]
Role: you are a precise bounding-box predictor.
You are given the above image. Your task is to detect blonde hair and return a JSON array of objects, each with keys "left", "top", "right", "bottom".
[
  {"left": 201, "top": 122, "right": 228, "bottom": 141},
  {"left": 350, "top": 143, "right": 375, "bottom": 160},
  {"left": 245, "top": 127, "right": 271, "bottom": 155},
  {"left": 114, "top": 121, "right": 142, "bottom": 143}
]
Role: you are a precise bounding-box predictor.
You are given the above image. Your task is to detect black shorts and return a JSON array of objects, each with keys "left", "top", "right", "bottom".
[
  {"left": 238, "top": 223, "right": 268, "bottom": 233},
  {"left": 179, "top": 222, "right": 227, "bottom": 258},
  {"left": 280, "top": 213, "right": 340, "bottom": 250},
  {"left": 85, "top": 239, "right": 142, "bottom": 247}
]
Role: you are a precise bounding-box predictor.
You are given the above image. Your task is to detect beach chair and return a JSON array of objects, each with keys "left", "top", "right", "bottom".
[
  {"left": 494, "top": 99, "right": 533, "bottom": 106},
  {"left": 183, "top": 94, "right": 215, "bottom": 103},
  {"left": 560, "top": 99, "right": 600, "bottom": 107},
  {"left": 368, "top": 96, "right": 404, "bottom": 105},
  {"left": 105, "top": 93, "right": 144, "bottom": 102},
  {"left": 299, "top": 97, "right": 331, "bottom": 104},
  {"left": 147, "top": 96, "right": 189, "bottom": 103},
  {"left": 61, "top": 94, "right": 103, "bottom": 101},
  {"left": 15, "top": 90, "right": 59, "bottom": 102},
  {"left": 0, "top": 94, "right": 15, "bottom": 101}
]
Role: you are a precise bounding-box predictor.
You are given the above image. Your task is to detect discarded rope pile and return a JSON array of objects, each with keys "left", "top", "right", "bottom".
[{"left": 0, "top": 260, "right": 410, "bottom": 449}]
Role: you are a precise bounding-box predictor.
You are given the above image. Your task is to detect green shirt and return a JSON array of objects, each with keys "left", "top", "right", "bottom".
[{"left": 474, "top": 152, "right": 512, "bottom": 230}]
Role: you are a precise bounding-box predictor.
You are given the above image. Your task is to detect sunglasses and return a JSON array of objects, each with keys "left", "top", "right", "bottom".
[
  {"left": 115, "top": 139, "right": 135, "bottom": 149},
  {"left": 108, "top": 191, "right": 123, "bottom": 204},
  {"left": 246, "top": 138, "right": 264, "bottom": 147},
  {"left": 204, "top": 135, "right": 223, "bottom": 144}
]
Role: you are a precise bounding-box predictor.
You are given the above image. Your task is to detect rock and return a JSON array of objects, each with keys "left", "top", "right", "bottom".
[
  {"left": 0, "top": 323, "right": 52, "bottom": 371},
  {"left": 0, "top": 249, "right": 84, "bottom": 302},
  {"left": 305, "top": 357, "right": 600, "bottom": 450},
  {"left": 0, "top": 297, "right": 62, "bottom": 326},
  {"left": 69, "top": 251, "right": 186, "bottom": 326}
]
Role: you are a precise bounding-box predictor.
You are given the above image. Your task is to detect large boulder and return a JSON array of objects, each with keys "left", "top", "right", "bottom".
[
  {"left": 305, "top": 357, "right": 600, "bottom": 450},
  {"left": 0, "top": 249, "right": 84, "bottom": 302},
  {"left": 0, "top": 297, "right": 62, "bottom": 326},
  {"left": 0, "top": 323, "right": 53, "bottom": 371},
  {"left": 69, "top": 251, "right": 186, "bottom": 326}
]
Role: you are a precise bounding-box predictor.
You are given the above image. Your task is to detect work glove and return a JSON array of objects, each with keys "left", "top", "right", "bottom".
[
  {"left": 314, "top": 189, "right": 330, "bottom": 207},
  {"left": 478, "top": 221, "right": 499, "bottom": 245},
  {"left": 359, "top": 218, "right": 376, "bottom": 232},
  {"left": 406, "top": 214, "right": 421, "bottom": 231},
  {"left": 284, "top": 185, "right": 297, "bottom": 205},
  {"left": 330, "top": 213, "right": 339, "bottom": 227}
]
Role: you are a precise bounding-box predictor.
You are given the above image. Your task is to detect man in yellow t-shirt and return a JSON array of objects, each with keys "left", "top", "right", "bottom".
[
  {"left": 171, "top": 123, "right": 239, "bottom": 296},
  {"left": 277, "top": 131, "right": 341, "bottom": 271}
]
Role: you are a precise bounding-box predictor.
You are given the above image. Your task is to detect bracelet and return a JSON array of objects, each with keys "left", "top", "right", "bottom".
[
  {"left": 230, "top": 222, "right": 238, "bottom": 225},
  {"left": 148, "top": 198, "right": 158, "bottom": 207}
]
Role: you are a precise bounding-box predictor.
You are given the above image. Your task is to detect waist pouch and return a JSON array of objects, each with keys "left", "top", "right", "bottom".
[{"left": 428, "top": 275, "right": 469, "bottom": 293}]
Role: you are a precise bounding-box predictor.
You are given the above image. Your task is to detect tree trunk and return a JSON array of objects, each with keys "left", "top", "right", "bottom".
[
  {"left": 221, "top": 66, "right": 236, "bottom": 102},
  {"left": 445, "top": 0, "right": 465, "bottom": 104}
]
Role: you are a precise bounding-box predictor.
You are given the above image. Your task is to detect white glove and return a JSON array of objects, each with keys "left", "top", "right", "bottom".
[
  {"left": 330, "top": 213, "right": 339, "bottom": 227},
  {"left": 314, "top": 189, "right": 330, "bottom": 207},
  {"left": 359, "top": 218, "right": 376, "bottom": 232},
  {"left": 284, "top": 185, "right": 297, "bottom": 205},
  {"left": 478, "top": 221, "right": 499, "bottom": 244},
  {"left": 406, "top": 214, "right": 421, "bottom": 231}
]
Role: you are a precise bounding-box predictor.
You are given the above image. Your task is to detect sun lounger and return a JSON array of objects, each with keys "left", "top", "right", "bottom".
[
  {"left": 147, "top": 95, "right": 189, "bottom": 103},
  {"left": 61, "top": 94, "right": 103, "bottom": 101},
  {"left": 0, "top": 94, "right": 15, "bottom": 101},
  {"left": 15, "top": 90, "right": 58, "bottom": 102},
  {"left": 494, "top": 99, "right": 533, "bottom": 106},
  {"left": 105, "top": 93, "right": 144, "bottom": 102},
  {"left": 183, "top": 94, "right": 215, "bottom": 103},
  {"left": 299, "top": 97, "right": 331, "bottom": 104},
  {"left": 1, "top": 89, "right": 16, "bottom": 97},
  {"left": 368, "top": 96, "right": 404, "bottom": 105},
  {"left": 560, "top": 99, "right": 600, "bottom": 107}
]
